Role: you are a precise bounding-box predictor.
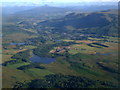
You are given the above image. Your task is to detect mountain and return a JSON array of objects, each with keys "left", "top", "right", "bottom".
[
  {"left": 2, "top": 2, "right": 117, "bottom": 21},
  {"left": 1, "top": 1, "right": 118, "bottom": 7},
  {"left": 37, "top": 9, "right": 118, "bottom": 36},
  {"left": 39, "top": 13, "right": 110, "bottom": 28},
  {"left": 8, "top": 6, "right": 74, "bottom": 21},
  {"left": 3, "top": 4, "right": 118, "bottom": 37},
  {"left": 1, "top": 2, "right": 40, "bottom": 7},
  {"left": 2, "top": 6, "right": 37, "bottom": 15},
  {"left": 39, "top": 9, "right": 117, "bottom": 28}
]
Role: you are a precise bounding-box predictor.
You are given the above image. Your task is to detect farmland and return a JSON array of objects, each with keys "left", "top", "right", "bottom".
[
  {"left": 2, "top": 5, "right": 119, "bottom": 88},
  {"left": 2, "top": 35, "right": 119, "bottom": 88}
]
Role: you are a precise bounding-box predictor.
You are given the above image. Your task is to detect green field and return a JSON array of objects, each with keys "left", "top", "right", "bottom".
[
  {"left": 2, "top": 36, "right": 119, "bottom": 87},
  {"left": 2, "top": 8, "right": 119, "bottom": 88}
]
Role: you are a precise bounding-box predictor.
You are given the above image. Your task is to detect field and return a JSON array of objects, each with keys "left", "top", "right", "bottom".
[
  {"left": 2, "top": 35, "right": 119, "bottom": 87},
  {"left": 2, "top": 7, "right": 119, "bottom": 88}
]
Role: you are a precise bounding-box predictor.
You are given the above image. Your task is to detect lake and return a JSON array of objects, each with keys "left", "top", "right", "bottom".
[
  {"left": 10, "top": 42, "right": 26, "bottom": 45},
  {"left": 96, "top": 52, "right": 118, "bottom": 56},
  {"left": 29, "top": 54, "right": 56, "bottom": 64}
]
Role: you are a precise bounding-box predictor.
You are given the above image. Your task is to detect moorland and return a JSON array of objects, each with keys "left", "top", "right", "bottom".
[{"left": 2, "top": 4, "right": 119, "bottom": 88}]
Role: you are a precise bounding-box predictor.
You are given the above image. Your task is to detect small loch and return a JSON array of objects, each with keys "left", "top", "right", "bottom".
[{"left": 29, "top": 54, "right": 56, "bottom": 64}]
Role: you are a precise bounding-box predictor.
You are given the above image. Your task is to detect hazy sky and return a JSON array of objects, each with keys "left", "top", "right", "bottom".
[{"left": 1, "top": 0, "right": 119, "bottom": 2}]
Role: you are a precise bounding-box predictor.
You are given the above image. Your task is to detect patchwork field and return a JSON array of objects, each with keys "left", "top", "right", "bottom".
[
  {"left": 2, "top": 36, "right": 119, "bottom": 88},
  {"left": 57, "top": 37, "right": 118, "bottom": 55}
]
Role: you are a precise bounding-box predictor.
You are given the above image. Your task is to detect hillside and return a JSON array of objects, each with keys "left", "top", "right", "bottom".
[
  {"left": 13, "top": 5, "right": 74, "bottom": 20},
  {"left": 37, "top": 9, "right": 118, "bottom": 36}
]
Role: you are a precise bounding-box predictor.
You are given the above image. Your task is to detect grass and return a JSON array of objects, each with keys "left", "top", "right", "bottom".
[
  {"left": 24, "top": 68, "right": 54, "bottom": 78},
  {"left": 42, "top": 59, "right": 78, "bottom": 76},
  {"left": 2, "top": 48, "right": 28, "bottom": 63},
  {"left": 6, "top": 62, "right": 30, "bottom": 68},
  {"left": 2, "top": 54, "right": 12, "bottom": 63},
  {"left": 69, "top": 66, "right": 104, "bottom": 78},
  {"left": 2, "top": 67, "right": 34, "bottom": 88},
  {"left": 3, "top": 33, "right": 32, "bottom": 42},
  {"left": 21, "top": 45, "right": 37, "bottom": 50},
  {"left": 68, "top": 40, "right": 118, "bottom": 55},
  {"left": 69, "top": 44, "right": 98, "bottom": 54},
  {"left": 22, "top": 28, "right": 38, "bottom": 34},
  {"left": 88, "top": 36, "right": 119, "bottom": 43},
  {"left": 2, "top": 36, "right": 119, "bottom": 88},
  {"left": 2, "top": 62, "right": 53, "bottom": 88}
]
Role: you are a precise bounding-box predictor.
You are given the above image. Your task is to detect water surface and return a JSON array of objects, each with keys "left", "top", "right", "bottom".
[
  {"left": 10, "top": 42, "right": 25, "bottom": 45},
  {"left": 29, "top": 54, "right": 56, "bottom": 64},
  {"left": 96, "top": 52, "right": 118, "bottom": 56}
]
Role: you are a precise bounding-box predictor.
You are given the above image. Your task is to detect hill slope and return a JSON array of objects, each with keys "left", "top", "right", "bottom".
[{"left": 37, "top": 9, "right": 118, "bottom": 36}]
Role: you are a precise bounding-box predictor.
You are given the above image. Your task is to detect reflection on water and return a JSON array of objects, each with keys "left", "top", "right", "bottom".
[{"left": 29, "top": 54, "right": 56, "bottom": 64}]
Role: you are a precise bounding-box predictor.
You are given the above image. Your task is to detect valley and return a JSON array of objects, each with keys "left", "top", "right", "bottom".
[{"left": 2, "top": 4, "right": 119, "bottom": 88}]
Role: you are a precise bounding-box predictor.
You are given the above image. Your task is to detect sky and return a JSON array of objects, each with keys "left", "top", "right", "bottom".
[{"left": 1, "top": 0, "right": 119, "bottom": 2}]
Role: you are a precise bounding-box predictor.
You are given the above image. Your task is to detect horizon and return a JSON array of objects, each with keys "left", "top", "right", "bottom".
[
  {"left": 1, "top": 0, "right": 119, "bottom": 3},
  {"left": 1, "top": 0, "right": 118, "bottom": 7}
]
